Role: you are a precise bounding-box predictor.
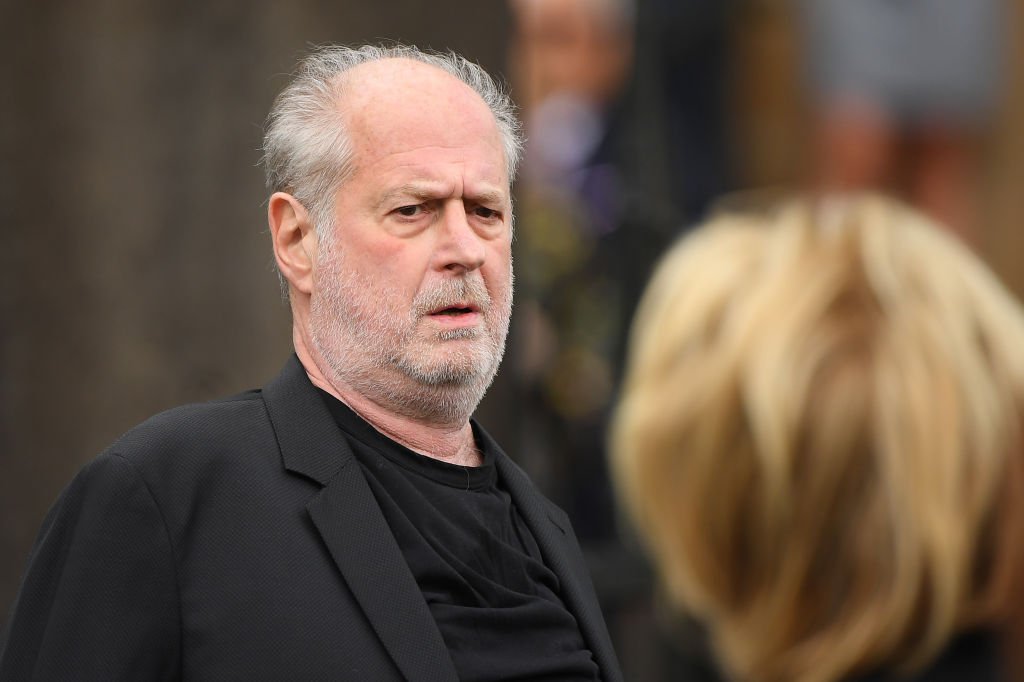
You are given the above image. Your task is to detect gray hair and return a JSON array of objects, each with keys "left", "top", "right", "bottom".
[{"left": 262, "top": 44, "right": 524, "bottom": 235}]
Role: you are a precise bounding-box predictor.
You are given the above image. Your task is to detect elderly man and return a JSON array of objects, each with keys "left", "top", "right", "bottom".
[{"left": 0, "top": 45, "right": 623, "bottom": 681}]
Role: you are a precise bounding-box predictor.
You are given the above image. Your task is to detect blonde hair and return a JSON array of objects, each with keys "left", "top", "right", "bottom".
[{"left": 611, "top": 194, "right": 1024, "bottom": 682}]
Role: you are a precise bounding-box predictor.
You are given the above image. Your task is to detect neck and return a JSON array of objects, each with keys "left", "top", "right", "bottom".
[{"left": 293, "top": 323, "right": 482, "bottom": 467}]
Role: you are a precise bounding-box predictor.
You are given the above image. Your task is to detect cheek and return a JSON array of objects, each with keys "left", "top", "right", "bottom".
[
  {"left": 348, "top": 239, "right": 425, "bottom": 300},
  {"left": 485, "top": 246, "right": 513, "bottom": 295}
]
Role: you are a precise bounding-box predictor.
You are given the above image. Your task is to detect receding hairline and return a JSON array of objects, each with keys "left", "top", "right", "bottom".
[
  {"left": 325, "top": 57, "right": 511, "bottom": 185},
  {"left": 334, "top": 54, "right": 483, "bottom": 84},
  {"left": 328, "top": 56, "right": 504, "bottom": 130}
]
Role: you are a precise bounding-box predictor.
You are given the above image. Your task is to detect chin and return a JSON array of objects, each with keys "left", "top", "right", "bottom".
[
  {"left": 402, "top": 340, "right": 504, "bottom": 386},
  {"left": 398, "top": 352, "right": 503, "bottom": 414},
  {"left": 402, "top": 361, "right": 493, "bottom": 387},
  {"left": 384, "top": 373, "right": 494, "bottom": 425}
]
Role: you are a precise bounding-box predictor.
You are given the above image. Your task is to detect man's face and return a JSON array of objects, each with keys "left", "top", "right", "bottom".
[{"left": 307, "top": 59, "right": 513, "bottom": 423}]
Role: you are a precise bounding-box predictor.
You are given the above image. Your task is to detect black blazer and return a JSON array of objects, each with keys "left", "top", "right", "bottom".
[{"left": 1, "top": 356, "right": 623, "bottom": 681}]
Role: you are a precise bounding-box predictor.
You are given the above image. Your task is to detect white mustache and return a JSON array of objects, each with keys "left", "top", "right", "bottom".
[{"left": 413, "top": 277, "right": 491, "bottom": 316}]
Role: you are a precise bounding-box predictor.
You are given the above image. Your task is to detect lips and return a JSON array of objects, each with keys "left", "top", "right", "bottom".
[
  {"left": 414, "top": 277, "right": 491, "bottom": 319},
  {"left": 430, "top": 303, "right": 480, "bottom": 316}
]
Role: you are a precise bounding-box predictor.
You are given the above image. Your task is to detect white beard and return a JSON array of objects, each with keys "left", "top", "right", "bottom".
[{"left": 308, "top": 243, "right": 512, "bottom": 425}]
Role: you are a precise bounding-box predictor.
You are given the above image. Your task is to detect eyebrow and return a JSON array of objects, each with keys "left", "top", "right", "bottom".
[
  {"left": 374, "top": 183, "right": 508, "bottom": 211},
  {"left": 469, "top": 188, "right": 509, "bottom": 207}
]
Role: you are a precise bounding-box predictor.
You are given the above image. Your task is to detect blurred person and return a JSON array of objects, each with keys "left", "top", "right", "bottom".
[
  {"left": 507, "top": 1, "right": 738, "bottom": 677},
  {"left": 507, "top": 0, "right": 637, "bottom": 536},
  {"left": 0, "top": 44, "right": 624, "bottom": 682},
  {"left": 507, "top": 0, "right": 737, "bottom": 542},
  {"left": 611, "top": 194, "right": 1024, "bottom": 682},
  {"left": 509, "top": 0, "right": 633, "bottom": 142},
  {"left": 799, "top": 0, "right": 1009, "bottom": 247}
]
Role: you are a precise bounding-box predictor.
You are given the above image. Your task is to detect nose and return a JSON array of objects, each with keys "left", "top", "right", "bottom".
[{"left": 435, "top": 201, "right": 486, "bottom": 274}]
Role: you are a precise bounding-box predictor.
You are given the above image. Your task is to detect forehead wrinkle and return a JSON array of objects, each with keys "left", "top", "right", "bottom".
[
  {"left": 373, "top": 181, "right": 454, "bottom": 211},
  {"left": 358, "top": 137, "right": 506, "bottom": 173},
  {"left": 373, "top": 176, "right": 509, "bottom": 209}
]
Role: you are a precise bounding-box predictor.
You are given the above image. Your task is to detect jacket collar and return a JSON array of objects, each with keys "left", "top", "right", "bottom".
[
  {"left": 482, "top": 428, "right": 624, "bottom": 682},
  {"left": 262, "top": 355, "right": 622, "bottom": 682},
  {"left": 262, "top": 355, "right": 459, "bottom": 681}
]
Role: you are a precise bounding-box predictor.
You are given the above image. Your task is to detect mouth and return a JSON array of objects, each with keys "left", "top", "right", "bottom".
[
  {"left": 425, "top": 302, "right": 484, "bottom": 331},
  {"left": 429, "top": 303, "right": 480, "bottom": 316}
]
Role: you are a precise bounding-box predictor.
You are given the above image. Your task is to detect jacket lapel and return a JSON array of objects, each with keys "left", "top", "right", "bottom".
[
  {"left": 262, "top": 356, "right": 458, "bottom": 682},
  {"left": 486, "top": 431, "right": 625, "bottom": 682}
]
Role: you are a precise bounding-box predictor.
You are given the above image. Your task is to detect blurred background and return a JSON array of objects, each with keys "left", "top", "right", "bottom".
[{"left": 2, "top": 1, "right": 1022, "bottom": 678}]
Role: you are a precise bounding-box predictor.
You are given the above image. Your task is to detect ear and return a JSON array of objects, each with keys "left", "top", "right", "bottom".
[{"left": 268, "top": 192, "right": 318, "bottom": 296}]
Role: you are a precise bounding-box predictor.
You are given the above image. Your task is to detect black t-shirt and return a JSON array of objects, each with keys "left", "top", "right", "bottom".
[{"left": 318, "top": 390, "right": 600, "bottom": 681}]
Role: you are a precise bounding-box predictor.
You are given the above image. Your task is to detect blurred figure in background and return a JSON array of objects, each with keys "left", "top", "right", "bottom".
[
  {"left": 507, "top": 0, "right": 637, "bottom": 543},
  {"left": 507, "top": 0, "right": 738, "bottom": 546},
  {"left": 507, "top": 0, "right": 739, "bottom": 677},
  {"left": 799, "top": 0, "right": 1009, "bottom": 247},
  {"left": 612, "top": 194, "right": 1024, "bottom": 681}
]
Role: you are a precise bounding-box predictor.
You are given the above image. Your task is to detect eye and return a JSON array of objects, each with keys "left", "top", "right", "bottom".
[
  {"left": 473, "top": 206, "right": 501, "bottom": 220},
  {"left": 395, "top": 204, "right": 423, "bottom": 217}
]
